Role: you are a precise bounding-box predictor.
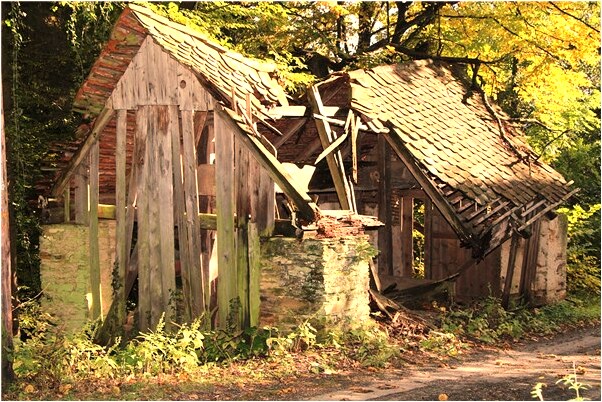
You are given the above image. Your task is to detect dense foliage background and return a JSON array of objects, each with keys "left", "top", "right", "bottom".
[{"left": 2, "top": 1, "right": 600, "bottom": 301}]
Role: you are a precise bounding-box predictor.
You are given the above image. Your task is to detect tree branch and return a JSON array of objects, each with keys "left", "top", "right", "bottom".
[{"left": 547, "top": 2, "right": 600, "bottom": 34}]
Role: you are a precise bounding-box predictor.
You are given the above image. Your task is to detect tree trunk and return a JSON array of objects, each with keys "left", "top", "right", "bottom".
[{"left": 1, "top": 76, "right": 15, "bottom": 387}]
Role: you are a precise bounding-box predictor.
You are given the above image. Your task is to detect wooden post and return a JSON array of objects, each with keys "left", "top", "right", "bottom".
[
  {"left": 502, "top": 233, "right": 520, "bottom": 309},
  {"left": 157, "top": 106, "right": 176, "bottom": 327},
  {"left": 248, "top": 223, "right": 261, "bottom": 327},
  {"left": 215, "top": 109, "right": 238, "bottom": 330},
  {"left": 74, "top": 161, "right": 89, "bottom": 225},
  {"left": 424, "top": 197, "right": 433, "bottom": 279},
  {"left": 63, "top": 186, "right": 70, "bottom": 223},
  {"left": 136, "top": 107, "right": 151, "bottom": 331},
  {"left": 236, "top": 142, "right": 250, "bottom": 329},
  {"left": 400, "top": 194, "right": 414, "bottom": 277},
  {"left": 181, "top": 110, "right": 205, "bottom": 319},
  {"left": 172, "top": 109, "right": 193, "bottom": 322},
  {"left": 114, "top": 109, "right": 128, "bottom": 333},
  {"left": 89, "top": 138, "right": 102, "bottom": 320},
  {"left": 377, "top": 135, "right": 392, "bottom": 275}
]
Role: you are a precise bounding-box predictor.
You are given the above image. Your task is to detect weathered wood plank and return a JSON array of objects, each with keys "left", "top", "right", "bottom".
[
  {"left": 236, "top": 141, "right": 250, "bottom": 329},
  {"left": 197, "top": 164, "right": 216, "bottom": 196},
  {"left": 424, "top": 197, "right": 433, "bottom": 279},
  {"left": 501, "top": 233, "right": 520, "bottom": 309},
  {"left": 63, "top": 187, "right": 70, "bottom": 223},
  {"left": 400, "top": 195, "right": 414, "bottom": 277},
  {"left": 215, "top": 109, "right": 238, "bottom": 330},
  {"left": 158, "top": 106, "right": 176, "bottom": 326},
  {"left": 248, "top": 222, "right": 260, "bottom": 327},
  {"left": 74, "top": 161, "right": 88, "bottom": 225},
  {"left": 182, "top": 110, "right": 206, "bottom": 320},
  {"left": 146, "top": 107, "right": 163, "bottom": 329},
  {"left": 172, "top": 106, "right": 193, "bottom": 322},
  {"left": 351, "top": 115, "right": 360, "bottom": 184},
  {"left": 88, "top": 139, "right": 102, "bottom": 320},
  {"left": 136, "top": 106, "right": 151, "bottom": 331},
  {"left": 307, "top": 86, "right": 351, "bottom": 210},
  {"left": 377, "top": 135, "right": 392, "bottom": 275},
  {"left": 115, "top": 109, "right": 128, "bottom": 334},
  {"left": 216, "top": 106, "right": 318, "bottom": 223}
]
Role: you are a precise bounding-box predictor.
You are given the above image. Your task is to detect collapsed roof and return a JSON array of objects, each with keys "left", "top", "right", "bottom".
[{"left": 299, "top": 60, "right": 577, "bottom": 257}]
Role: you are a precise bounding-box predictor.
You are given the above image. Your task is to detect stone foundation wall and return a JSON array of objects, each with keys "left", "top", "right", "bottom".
[
  {"left": 260, "top": 235, "right": 372, "bottom": 329},
  {"left": 40, "top": 221, "right": 115, "bottom": 332}
]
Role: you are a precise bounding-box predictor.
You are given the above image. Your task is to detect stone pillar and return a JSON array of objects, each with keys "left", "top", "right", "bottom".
[
  {"left": 260, "top": 235, "right": 372, "bottom": 330},
  {"left": 531, "top": 215, "right": 568, "bottom": 304}
]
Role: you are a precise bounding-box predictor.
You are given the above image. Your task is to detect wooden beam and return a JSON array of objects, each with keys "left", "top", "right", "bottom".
[
  {"left": 517, "top": 188, "right": 579, "bottom": 232},
  {"left": 266, "top": 105, "right": 307, "bottom": 118},
  {"left": 63, "top": 187, "right": 70, "bottom": 223},
  {"left": 51, "top": 103, "right": 114, "bottom": 197},
  {"left": 501, "top": 234, "right": 520, "bottom": 309},
  {"left": 400, "top": 195, "right": 414, "bottom": 277},
  {"left": 274, "top": 118, "right": 307, "bottom": 149},
  {"left": 314, "top": 132, "right": 348, "bottom": 165},
  {"left": 351, "top": 115, "right": 360, "bottom": 184},
  {"left": 216, "top": 106, "right": 318, "bottom": 223},
  {"left": 383, "top": 130, "right": 474, "bottom": 246},
  {"left": 88, "top": 139, "right": 102, "bottom": 320},
  {"left": 248, "top": 223, "right": 261, "bottom": 327},
  {"left": 115, "top": 109, "right": 127, "bottom": 335},
  {"left": 377, "top": 135, "right": 392, "bottom": 275},
  {"left": 182, "top": 109, "right": 205, "bottom": 319},
  {"left": 236, "top": 141, "right": 250, "bottom": 330},
  {"left": 136, "top": 106, "right": 151, "bottom": 331},
  {"left": 215, "top": 108, "right": 238, "bottom": 330},
  {"left": 172, "top": 106, "right": 193, "bottom": 322},
  {"left": 307, "top": 86, "right": 352, "bottom": 211},
  {"left": 74, "top": 161, "right": 89, "bottom": 225},
  {"left": 158, "top": 106, "right": 177, "bottom": 327}
]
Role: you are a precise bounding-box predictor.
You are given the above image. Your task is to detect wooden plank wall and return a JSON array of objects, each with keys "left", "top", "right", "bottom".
[
  {"left": 92, "top": 36, "right": 276, "bottom": 334},
  {"left": 214, "top": 109, "right": 272, "bottom": 330}
]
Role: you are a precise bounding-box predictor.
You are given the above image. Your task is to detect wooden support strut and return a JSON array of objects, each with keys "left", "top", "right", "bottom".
[
  {"left": 307, "top": 86, "right": 352, "bottom": 211},
  {"left": 383, "top": 129, "right": 474, "bottom": 247},
  {"left": 88, "top": 139, "right": 102, "bottom": 320},
  {"left": 216, "top": 106, "right": 318, "bottom": 223}
]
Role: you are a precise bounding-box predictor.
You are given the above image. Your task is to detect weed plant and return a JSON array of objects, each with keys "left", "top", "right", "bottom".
[{"left": 438, "top": 291, "right": 601, "bottom": 345}]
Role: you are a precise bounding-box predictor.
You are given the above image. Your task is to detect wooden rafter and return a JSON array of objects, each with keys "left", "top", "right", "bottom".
[
  {"left": 51, "top": 101, "right": 115, "bottom": 197},
  {"left": 308, "top": 86, "right": 352, "bottom": 211},
  {"left": 216, "top": 106, "right": 319, "bottom": 223}
]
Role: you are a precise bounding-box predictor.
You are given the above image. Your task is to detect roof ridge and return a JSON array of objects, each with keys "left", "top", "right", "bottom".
[{"left": 127, "top": 4, "right": 278, "bottom": 74}]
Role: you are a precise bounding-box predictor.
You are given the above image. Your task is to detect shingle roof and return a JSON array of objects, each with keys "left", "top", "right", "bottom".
[
  {"left": 73, "top": 4, "right": 288, "bottom": 117},
  {"left": 39, "top": 5, "right": 290, "bottom": 198},
  {"left": 347, "top": 60, "right": 575, "bottom": 253}
]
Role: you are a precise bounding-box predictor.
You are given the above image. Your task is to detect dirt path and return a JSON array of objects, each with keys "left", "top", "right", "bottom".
[{"left": 310, "top": 325, "right": 601, "bottom": 401}]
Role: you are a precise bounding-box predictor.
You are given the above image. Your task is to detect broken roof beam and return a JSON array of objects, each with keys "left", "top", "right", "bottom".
[
  {"left": 517, "top": 188, "right": 579, "bottom": 232},
  {"left": 308, "top": 85, "right": 352, "bottom": 211},
  {"left": 384, "top": 129, "right": 474, "bottom": 247},
  {"left": 51, "top": 100, "right": 115, "bottom": 197},
  {"left": 215, "top": 105, "right": 319, "bottom": 223}
]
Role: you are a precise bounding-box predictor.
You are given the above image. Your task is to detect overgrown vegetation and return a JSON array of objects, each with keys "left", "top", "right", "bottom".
[{"left": 5, "top": 288, "right": 599, "bottom": 399}]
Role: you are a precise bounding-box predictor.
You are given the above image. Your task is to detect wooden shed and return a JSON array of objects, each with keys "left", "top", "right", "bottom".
[
  {"left": 265, "top": 60, "right": 576, "bottom": 305},
  {"left": 38, "top": 5, "right": 322, "bottom": 336}
]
